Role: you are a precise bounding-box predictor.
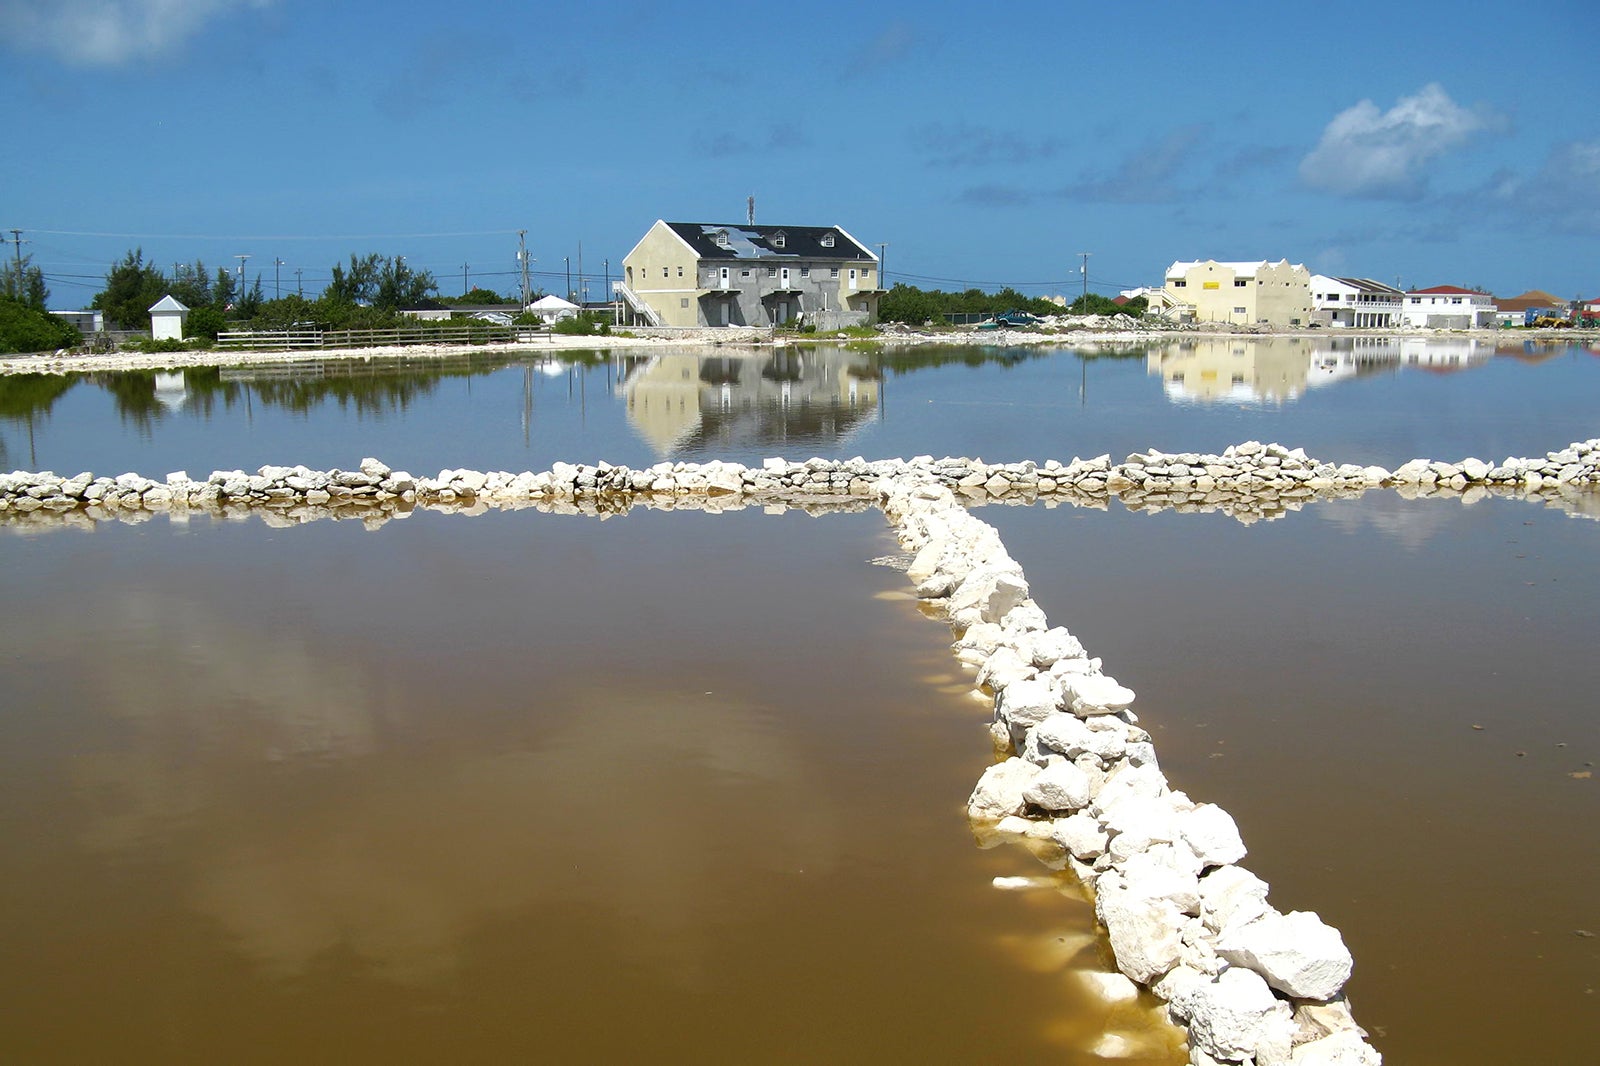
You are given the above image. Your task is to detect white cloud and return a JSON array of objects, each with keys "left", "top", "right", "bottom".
[
  {"left": 0, "top": 0, "right": 273, "bottom": 66},
  {"left": 1299, "top": 84, "right": 1492, "bottom": 199}
]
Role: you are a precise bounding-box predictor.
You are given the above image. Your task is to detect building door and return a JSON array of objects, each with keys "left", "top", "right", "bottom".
[
  {"left": 719, "top": 300, "right": 729, "bottom": 326},
  {"left": 780, "top": 267, "right": 791, "bottom": 289},
  {"left": 720, "top": 266, "right": 730, "bottom": 289},
  {"left": 776, "top": 300, "right": 788, "bottom": 324},
  {"left": 849, "top": 268, "right": 858, "bottom": 290}
]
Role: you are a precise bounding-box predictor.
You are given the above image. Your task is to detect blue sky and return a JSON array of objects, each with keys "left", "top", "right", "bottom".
[{"left": 3, "top": 0, "right": 1597, "bottom": 308}]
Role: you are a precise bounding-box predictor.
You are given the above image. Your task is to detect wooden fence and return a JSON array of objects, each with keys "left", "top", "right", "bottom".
[{"left": 215, "top": 325, "right": 542, "bottom": 351}]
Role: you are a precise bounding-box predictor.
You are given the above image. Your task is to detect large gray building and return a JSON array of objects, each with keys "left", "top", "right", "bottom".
[{"left": 617, "top": 220, "right": 882, "bottom": 328}]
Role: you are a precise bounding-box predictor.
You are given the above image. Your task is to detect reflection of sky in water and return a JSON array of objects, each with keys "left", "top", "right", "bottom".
[
  {"left": 1, "top": 338, "right": 1595, "bottom": 475},
  {"left": 12, "top": 588, "right": 836, "bottom": 989}
]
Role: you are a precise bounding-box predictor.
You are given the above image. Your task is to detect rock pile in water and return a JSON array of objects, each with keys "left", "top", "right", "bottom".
[
  {"left": 880, "top": 477, "right": 1383, "bottom": 1066},
  {"left": 2, "top": 440, "right": 1596, "bottom": 532}
]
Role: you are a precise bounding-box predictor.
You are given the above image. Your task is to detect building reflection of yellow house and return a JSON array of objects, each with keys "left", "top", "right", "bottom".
[
  {"left": 621, "top": 347, "right": 880, "bottom": 456},
  {"left": 1147, "top": 337, "right": 1323, "bottom": 404},
  {"left": 1150, "top": 336, "right": 1495, "bottom": 404}
]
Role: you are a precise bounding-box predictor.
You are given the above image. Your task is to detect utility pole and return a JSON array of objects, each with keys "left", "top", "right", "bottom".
[
  {"left": 274, "top": 257, "right": 285, "bottom": 299},
  {"left": 1077, "top": 251, "right": 1092, "bottom": 309},
  {"left": 877, "top": 242, "right": 888, "bottom": 290},
  {"left": 517, "top": 229, "right": 530, "bottom": 307},
  {"left": 564, "top": 257, "right": 571, "bottom": 303},
  {"left": 462, "top": 262, "right": 470, "bottom": 296},
  {"left": 295, "top": 268, "right": 304, "bottom": 297},
  {"left": 578, "top": 241, "right": 585, "bottom": 305},
  {"left": 603, "top": 258, "right": 609, "bottom": 307},
  {"left": 8, "top": 229, "right": 26, "bottom": 298},
  {"left": 234, "top": 254, "right": 251, "bottom": 304}
]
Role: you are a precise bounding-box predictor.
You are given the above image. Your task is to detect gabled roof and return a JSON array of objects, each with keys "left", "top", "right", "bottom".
[
  {"left": 663, "top": 222, "right": 874, "bottom": 261},
  {"left": 1407, "top": 285, "right": 1488, "bottom": 296},
  {"left": 1495, "top": 290, "right": 1568, "bottom": 311},
  {"left": 148, "top": 294, "right": 189, "bottom": 313}
]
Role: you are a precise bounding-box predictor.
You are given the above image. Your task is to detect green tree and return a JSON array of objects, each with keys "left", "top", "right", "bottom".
[
  {"left": 168, "top": 260, "right": 213, "bottom": 309},
  {"left": 374, "top": 257, "right": 435, "bottom": 310},
  {"left": 1, "top": 254, "right": 50, "bottom": 310},
  {"left": 443, "top": 286, "right": 511, "bottom": 305},
  {"left": 185, "top": 305, "right": 227, "bottom": 340},
  {"left": 91, "top": 249, "right": 168, "bottom": 330},
  {"left": 235, "top": 276, "right": 264, "bottom": 319},
  {"left": 325, "top": 253, "right": 383, "bottom": 305}
]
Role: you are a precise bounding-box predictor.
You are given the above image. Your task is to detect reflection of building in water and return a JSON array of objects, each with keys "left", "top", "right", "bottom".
[
  {"left": 154, "top": 371, "right": 188, "bottom": 409},
  {"left": 1147, "top": 337, "right": 1323, "bottom": 404},
  {"left": 621, "top": 347, "right": 879, "bottom": 455},
  {"left": 1149, "top": 336, "right": 1492, "bottom": 403}
]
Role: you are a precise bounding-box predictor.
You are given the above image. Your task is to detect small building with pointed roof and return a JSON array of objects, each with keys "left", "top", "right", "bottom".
[
  {"left": 618, "top": 220, "right": 881, "bottom": 328},
  {"left": 148, "top": 294, "right": 190, "bottom": 341}
]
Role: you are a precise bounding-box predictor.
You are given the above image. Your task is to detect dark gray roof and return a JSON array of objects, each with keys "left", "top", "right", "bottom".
[
  {"left": 1335, "top": 277, "right": 1404, "bottom": 296},
  {"left": 665, "top": 222, "right": 874, "bottom": 261}
]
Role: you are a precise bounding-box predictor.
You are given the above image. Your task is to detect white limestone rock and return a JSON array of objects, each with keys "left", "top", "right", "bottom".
[
  {"left": 1066, "top": 673, "right": 1137, "bottom": 716},
  {"left": 1050, "top": 811, "right": 1108, "bottom": 859},
  {"left": 1118, "top": 845, "right": 1202, "bottom": 914},
  {"left": 1289, "top": 1031, "right": 1383, "bottom": 1065},
  {"left": 1103, "top": 794, "right": 1182, "bottom": 860},
  {"left": 1217, "top": 910, "right": 1353, "bottom": 1001},
  {"left": 1199, "top": 865, "right": 1273, "bottom": 936},
  {"left": 1177, "top": 803, "right": 1248, "bottom": 868},
  {"left": 967, "top": 757, "right": 1041, "bottom": 819},
  {"left": 1023, "top": 759, "right": 1092, "bottom": 812},
  {"left": 1091, "top": 761, "right": 1170, "bottom": 815},
  {"left": 948, "top": 564, "right": 1030, "bottom": 626},
  {"left": 1159, "top": 965, "right": 1296, "bottom": 1064},
  {"left": 995, "top": 676, "right": 1064, "bottom": 729},
  {"left": 1013, "top": 625, "right": 1086, "bottom": 668},
  {"left": 1096, "top": 877, "right": 1183, "bottom": 984},
  {"left": 975, "top": 645, "right": 1036, "bottom": 692},
  {"left": 1077, "top": 969, "right": 1142, "bottom": 1004}
]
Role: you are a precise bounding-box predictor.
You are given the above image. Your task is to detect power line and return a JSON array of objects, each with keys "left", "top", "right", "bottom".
[{"left": 24, "top": 228, "right": 518, "bottom": 241}]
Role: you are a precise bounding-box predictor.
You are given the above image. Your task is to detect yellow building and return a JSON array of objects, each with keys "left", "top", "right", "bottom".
[{"left": 1162, "top": 260, "right": 1312, "bottom": 328}]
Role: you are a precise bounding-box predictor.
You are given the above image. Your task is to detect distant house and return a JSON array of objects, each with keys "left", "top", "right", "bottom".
[
  {"left": 1492, "top": 289, "right": 1567, "bottom": 327},
  {"left": 1161, "top": 260, "right": 1312, "bottom": 327},
  {"left": 528, "top": 294, "right": 581, "bottom": 322},
  {"left": 1309, "top": 276, "right": 1405, "bottom": 328},
  {"left": 51, "top": 309, "right": 103, "bottom": 335},
  {"left": 1402, "top": 286, "right": 1496, "bottom": 329},
  {"left": 148, "top": 294, "right": 189, "bottom": 341},
  {"left": 618, "top": 220, "right": 881, "bottom": 328}
]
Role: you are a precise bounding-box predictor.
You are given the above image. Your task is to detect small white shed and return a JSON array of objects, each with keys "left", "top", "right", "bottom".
[
  {"left": 528, "top": 294, "right": 581, "bottom": 322},
  {"left": 149, "top": 294, "right": 190, "bottom": 341}
]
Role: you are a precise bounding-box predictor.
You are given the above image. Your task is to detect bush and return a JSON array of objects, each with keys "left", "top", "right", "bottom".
[
  {"left": 552, "top": 312, "right": 611, "bottom": 336},
  {"left": 0, "top": 300, "right": 81, "bottom": 354},
  {"left": 185, "top": 305, "right": 227, "bottom": 340}
]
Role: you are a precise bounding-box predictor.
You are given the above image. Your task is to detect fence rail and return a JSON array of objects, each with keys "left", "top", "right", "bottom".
[{"left": 216, "top": 325, "right": 542, "bottom": 351}]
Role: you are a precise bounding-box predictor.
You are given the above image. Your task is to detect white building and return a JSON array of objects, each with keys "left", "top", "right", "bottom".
[
  {"left": 1402, "top": 286, "right": 1496, "bottom": 329},
  {"left": 1309, "top": 276, "right": 1405, "bottom": 328},
  {"left": 148, "top": 294, "right": 189, "bottom": 341}
]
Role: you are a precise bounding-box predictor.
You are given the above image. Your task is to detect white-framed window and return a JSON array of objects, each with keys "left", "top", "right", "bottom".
[
  {"left": 677, "top": 266, "right": 684, "bottom": 277},
  {"left": 1233, "top": 306, "right": 1247, "bottom": 314},
  {"left": 741, "top": 269, "right": 751, "bottom": 278},
  {"left": 800, "top": 267, "right": 810, "bottom": 279},
  {"left": 772, "top": 232, "right": 786, "bottom": 249},
  {"left": 662, "top": 267, "right": 668, "bottom": 278},
  {"left": 830, "top": 267, "right": 839, "bottom": 278},
  {"left": 714, "top": 230, "right": 729, "bottom": 248},
  {"left": 820, "top": 234, "right": 835, "bottom": 248},
  {"left": 767, "top": 266, "right": 776, "bottom": 277}
]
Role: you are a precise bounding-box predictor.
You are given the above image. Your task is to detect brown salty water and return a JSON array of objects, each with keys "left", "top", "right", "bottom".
[
  {"left": 0, "top": 507, "right": 1186, "bottom": 1066},
  {"left": 981, "top": 490, "right": 1600, "bottom": 1065}
]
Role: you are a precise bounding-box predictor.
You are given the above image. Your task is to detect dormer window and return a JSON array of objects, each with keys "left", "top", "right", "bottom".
[
  {"left": 771, "top": 231, "right": 786, "bottom": 249},
  {"left": 820, "top": 234, "right": 835, "bottom": 248},
  {"left": 714, "top": 230, "right": 729, "bottom": 248}
]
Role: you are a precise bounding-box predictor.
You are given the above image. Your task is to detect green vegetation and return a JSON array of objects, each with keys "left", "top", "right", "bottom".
[
  {"left": 440, "top": 288, "right": 513, "bottom": 305},
  {"left": 879, "top": 283, "right": 1063, "bottom": 325},
  {"left": 551, "top": 311, "right": 611, "bottom": 336},
  {"left": 1, "top": 256, "right": 81, "bottom": 354}
]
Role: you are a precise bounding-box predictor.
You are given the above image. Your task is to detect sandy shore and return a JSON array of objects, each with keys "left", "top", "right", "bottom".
[{"left": 1, "top": 324, "right": 1590, "bottom": 377}]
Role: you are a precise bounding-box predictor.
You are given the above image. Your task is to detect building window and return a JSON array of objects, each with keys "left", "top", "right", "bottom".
[
  {"left": 677, "top": 266, "right": 684, "bottom": 277},
  {"left": 741, "top": 269, "right": 751, "bottom": 278},
  {"left": 1234, "top": 279, "right": 1247, "bottom": 287},
  {"left": 772, "top": 233, "right": 786, "bottom": 249},
  {"left": 680, "top": 298, "right": 689, "bottom": 308},
  {"left": 1171, "top": 279, "right": 1186, "bottom": 287},
  {"left": 1233, "top": 306, "right": 1247, "bottom": 314},
  {"left": 830, "top": 267, "right": 839, "bottom": 278},
  {"left": 714, "top": 230, "right": 729, "bottom": 248},
  {"left": 661, "top": 267, "right": 668, "bottom": 278},
  {"left": 820, "top": 234, "right": 835, "bottom": 248},
  {"left": 767, "top": 266, "right": 776, "bottom": 277},
  {"left": 800, "top": 267, "right": 810, "bottom": 279}
]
